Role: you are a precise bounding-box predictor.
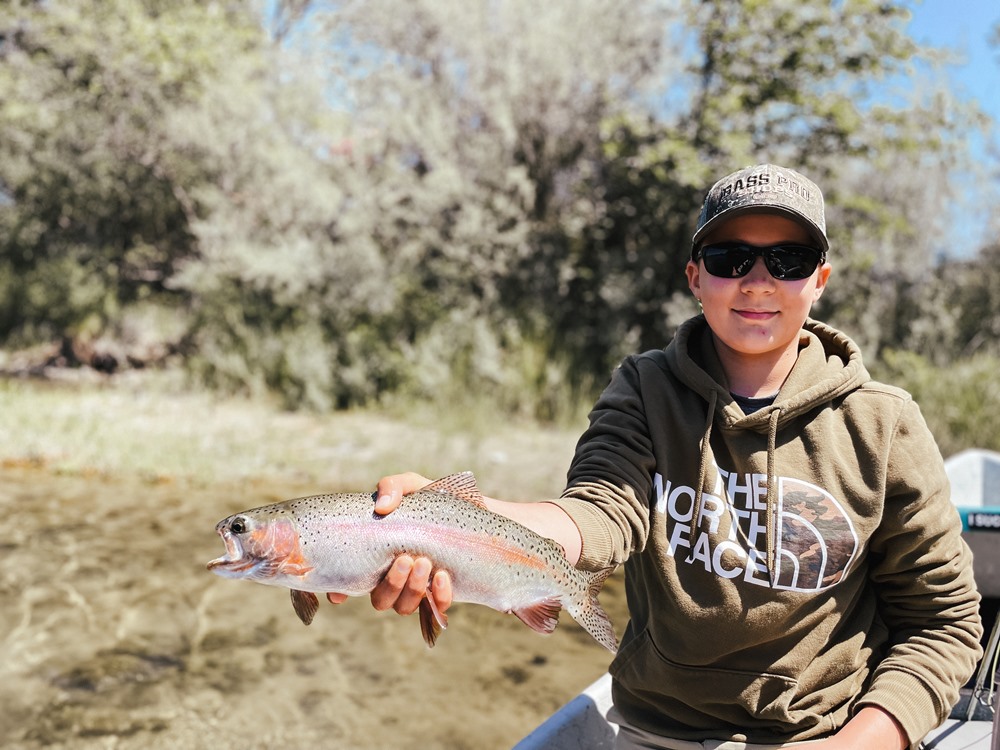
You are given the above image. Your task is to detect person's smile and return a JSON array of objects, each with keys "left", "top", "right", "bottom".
[{"left": 733, "top": 308, "right": 778, "bottom": 321}]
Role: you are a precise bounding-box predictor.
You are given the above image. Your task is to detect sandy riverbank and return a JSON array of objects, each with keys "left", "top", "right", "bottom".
[{"left": 0, "top": 466, "right": 625, "bottom": 749}]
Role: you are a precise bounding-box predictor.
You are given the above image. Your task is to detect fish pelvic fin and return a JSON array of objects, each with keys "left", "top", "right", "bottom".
[
  {"left": 418, "top": 596, "right": 448, "bottom": 648},
  {"left": 291, "top": 589, "right": 319, "bottom": 626},
  {"left": 512, "top": 596, "right": 562, "bottom": 636},
  {"left": 566, "top": 567, "right": 618, "bottom": 654},
  {"left": 422, "top": 472, "right": 488, "bottom": 509}
]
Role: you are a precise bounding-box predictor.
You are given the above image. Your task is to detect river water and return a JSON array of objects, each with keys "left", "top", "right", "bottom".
[{"left": 0, "top": 467, "right": 624, "bottom": 749}]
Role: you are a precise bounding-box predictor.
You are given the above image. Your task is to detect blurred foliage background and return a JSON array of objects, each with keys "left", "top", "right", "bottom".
[{"left": 1, "top": 0, "right": 998, "bottom": 454}]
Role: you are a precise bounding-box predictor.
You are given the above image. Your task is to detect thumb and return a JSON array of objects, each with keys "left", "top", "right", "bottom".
[
  {"left": 374, "top": 474, "right": 405, "bottom": 515},
  {"left": 374, "top": 472, "right": 432, "bottom": 515}
]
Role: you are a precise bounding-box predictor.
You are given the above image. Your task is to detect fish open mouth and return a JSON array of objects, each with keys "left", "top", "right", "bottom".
[{"left": 206, "top": 529, "right": 256, "bottom": 577}]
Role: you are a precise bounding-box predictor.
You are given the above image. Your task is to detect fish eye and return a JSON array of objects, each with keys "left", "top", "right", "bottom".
[{"left": 229, "top": 517, "right": 248, "bottom": 534}]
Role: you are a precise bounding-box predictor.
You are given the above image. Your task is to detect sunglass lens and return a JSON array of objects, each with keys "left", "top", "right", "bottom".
[
  {"left": 702, "top": 247, "right": 755, "bottom": 278},
  {"left": 765, "top": 247, "right": 821, "bottom": 280}
]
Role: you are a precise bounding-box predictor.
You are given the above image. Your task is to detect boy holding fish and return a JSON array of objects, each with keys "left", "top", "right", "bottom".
[{"left": 340, "top": 165, "right": 984, "bottom": 748}]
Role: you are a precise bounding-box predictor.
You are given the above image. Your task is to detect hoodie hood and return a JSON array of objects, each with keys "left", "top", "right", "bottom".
[{"left": 667, "top": 315, "right": 871, "bottom": 432}]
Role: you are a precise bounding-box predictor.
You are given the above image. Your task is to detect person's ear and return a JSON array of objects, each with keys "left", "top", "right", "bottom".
[
  {"left": 686, "top": 260, "right": 701, "bottom": 301},
  {"left": 812, "top": 262, "right": 832, "bottom": 302}
]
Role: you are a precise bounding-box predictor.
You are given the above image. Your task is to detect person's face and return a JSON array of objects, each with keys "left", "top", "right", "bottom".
[{"left": 685, "top": 212, "right": 831, "bottom": 364}]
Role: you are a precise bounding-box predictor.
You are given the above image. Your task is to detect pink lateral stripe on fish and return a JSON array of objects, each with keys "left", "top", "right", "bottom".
[{"left": 207, "top": 472, "right": 618, "bottom": 653}]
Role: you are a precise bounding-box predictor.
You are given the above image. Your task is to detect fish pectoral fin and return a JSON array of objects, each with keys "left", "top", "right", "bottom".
[
  {"left": 290, "top": 589, "right": 319, "bottom": 626},
  {"left": 512, "top": 597, "right": 562, "bottom": 635},
  {"left": 280, "top": 561, "right": 315, "bottom": 577},
  {"left": 418, "top": 596, "right": 448, "bottom": 648}
]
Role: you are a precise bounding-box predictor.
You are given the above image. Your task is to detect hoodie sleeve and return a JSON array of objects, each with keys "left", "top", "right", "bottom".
[
  {"left": 548, "top": 356, "right": 656, "bottom": 572},
  {"left": 854, "top": 397, "right": 983, "bottom": 748}
]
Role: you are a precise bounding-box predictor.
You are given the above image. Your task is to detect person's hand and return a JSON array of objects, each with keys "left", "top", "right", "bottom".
[
  {"left": 800, "top": 738, "right": 876, "bottom": 749},
  {"left": 325, "top": 472, "right": 453, "bottom": 619},
  {"left": 798, "top": 707, "right": 907, "bottom": 750},
  {"left": 797, "top": 739, "right": 842, "bottom": 749}
]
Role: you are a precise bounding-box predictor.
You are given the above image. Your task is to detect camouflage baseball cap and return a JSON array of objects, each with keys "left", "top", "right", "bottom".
[{"left": 692, "top": 164, "right": 829, "bottom": 254}]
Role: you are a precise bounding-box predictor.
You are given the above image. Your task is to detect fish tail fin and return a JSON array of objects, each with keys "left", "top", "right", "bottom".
[
  {"left": 418, "top": 595, "right": 448, "bottom": 648},
  {"left": 566, "top": 567, "right": 618, "bottom": 654}
]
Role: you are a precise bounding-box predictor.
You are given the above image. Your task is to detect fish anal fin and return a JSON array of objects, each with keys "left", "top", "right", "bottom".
[
  {"left": 512, "top": 597, "right": 562, "bottom": 635},
  {"left": 290, "top": 589, "right": 319, "bottom": 626},
  {"left": 418, "top": 596, "right": 448, "bottom": 648},
  {"left": 422, "top": 472, "right": 487, "bottom": 509}
]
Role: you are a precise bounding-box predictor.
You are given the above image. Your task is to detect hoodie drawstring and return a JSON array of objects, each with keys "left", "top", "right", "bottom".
[
  {"left": 764, "top": 408, "right": 780, "bottom": 587},
  {"left": 690, "top": 390, "right": 718, "bottom": 546}
]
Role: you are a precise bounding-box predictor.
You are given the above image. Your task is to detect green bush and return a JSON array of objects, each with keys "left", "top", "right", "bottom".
[{"left": 872, "top": 350, "right": 1000, "bottom": 457}]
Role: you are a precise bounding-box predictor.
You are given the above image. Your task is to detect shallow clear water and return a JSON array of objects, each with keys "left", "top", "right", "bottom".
[{"left": 0, "top": 468, "right": 623, "bottom": 749}]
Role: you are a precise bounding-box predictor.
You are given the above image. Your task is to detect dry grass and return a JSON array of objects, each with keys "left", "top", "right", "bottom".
[{"left": 0, "top": 372, "right": 588, "bottom": 499}]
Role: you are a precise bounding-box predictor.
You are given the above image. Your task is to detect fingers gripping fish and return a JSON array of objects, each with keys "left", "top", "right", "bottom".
[{"left": 207, "top": 472, "right": 618, "bottom": 653}]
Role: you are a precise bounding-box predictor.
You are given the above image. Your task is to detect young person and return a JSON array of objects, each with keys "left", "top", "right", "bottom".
[{"left": 328, "top": 164, "right": 983, "bottom": 749}]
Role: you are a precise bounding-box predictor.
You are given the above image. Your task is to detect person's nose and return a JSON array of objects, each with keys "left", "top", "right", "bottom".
[{"left": 739, "top": 255, "right": 775, "bottom": 291}]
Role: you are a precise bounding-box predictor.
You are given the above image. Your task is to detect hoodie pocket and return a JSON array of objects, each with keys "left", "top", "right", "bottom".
[{"left": 610, "top": 628, "right": 822, "bottom": 731}]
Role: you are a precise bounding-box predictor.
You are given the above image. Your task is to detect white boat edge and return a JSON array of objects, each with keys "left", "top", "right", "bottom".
[
  {"left": 514, "top": 672, "right": 617, "bottom": 750},
  {"left": 513, "top": 672, "right": 997, "bottom": 750}
]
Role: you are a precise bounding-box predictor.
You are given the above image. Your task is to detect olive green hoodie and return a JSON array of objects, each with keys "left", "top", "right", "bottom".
[{"left": 552, "top": 315, "right": 982, "bottom": 748}]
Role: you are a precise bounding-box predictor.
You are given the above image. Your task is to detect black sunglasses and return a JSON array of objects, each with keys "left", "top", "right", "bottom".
[{"left": 695, "top": 242, "right": 826, "bottom": 281}]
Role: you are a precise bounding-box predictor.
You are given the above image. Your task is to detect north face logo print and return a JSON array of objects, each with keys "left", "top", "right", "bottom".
[
  {"left": 773, "top": 477, "right": 858, "bottom": 590},
  {"left": 655, "top": 469, "right": 859, "bottom": 592}
]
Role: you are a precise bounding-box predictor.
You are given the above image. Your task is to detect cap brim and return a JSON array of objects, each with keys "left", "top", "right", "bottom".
[{"left": 692, "top": 205, "right": 829, "bottom": 253}]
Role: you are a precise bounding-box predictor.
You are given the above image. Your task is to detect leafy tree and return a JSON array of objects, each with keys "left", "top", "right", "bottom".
[
  {"left": 2, "top": 0, "right": 996, "bottom": 422},
  {"left": 930, "top": 243, "right": 1000, "bottom": 360},
  {"left": 0, "top": 0, "right": 262, "bottom": 357},
  {"left": 199, "top": 0, "right": 680, "bottom": 410}
]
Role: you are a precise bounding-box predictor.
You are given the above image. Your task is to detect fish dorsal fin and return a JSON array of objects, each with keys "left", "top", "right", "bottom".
[{"left": 423, "top": 472, "right": 487, "bottom": 509}]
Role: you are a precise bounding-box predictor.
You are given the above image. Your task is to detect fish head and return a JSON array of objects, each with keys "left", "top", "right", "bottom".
[{"left": 207, "top": 511, "right": 312, "bottom": 582}]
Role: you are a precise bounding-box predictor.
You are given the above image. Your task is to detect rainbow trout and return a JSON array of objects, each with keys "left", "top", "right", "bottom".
[{"left": 207, "top": 472, "right": 617, "bottom": 652}]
